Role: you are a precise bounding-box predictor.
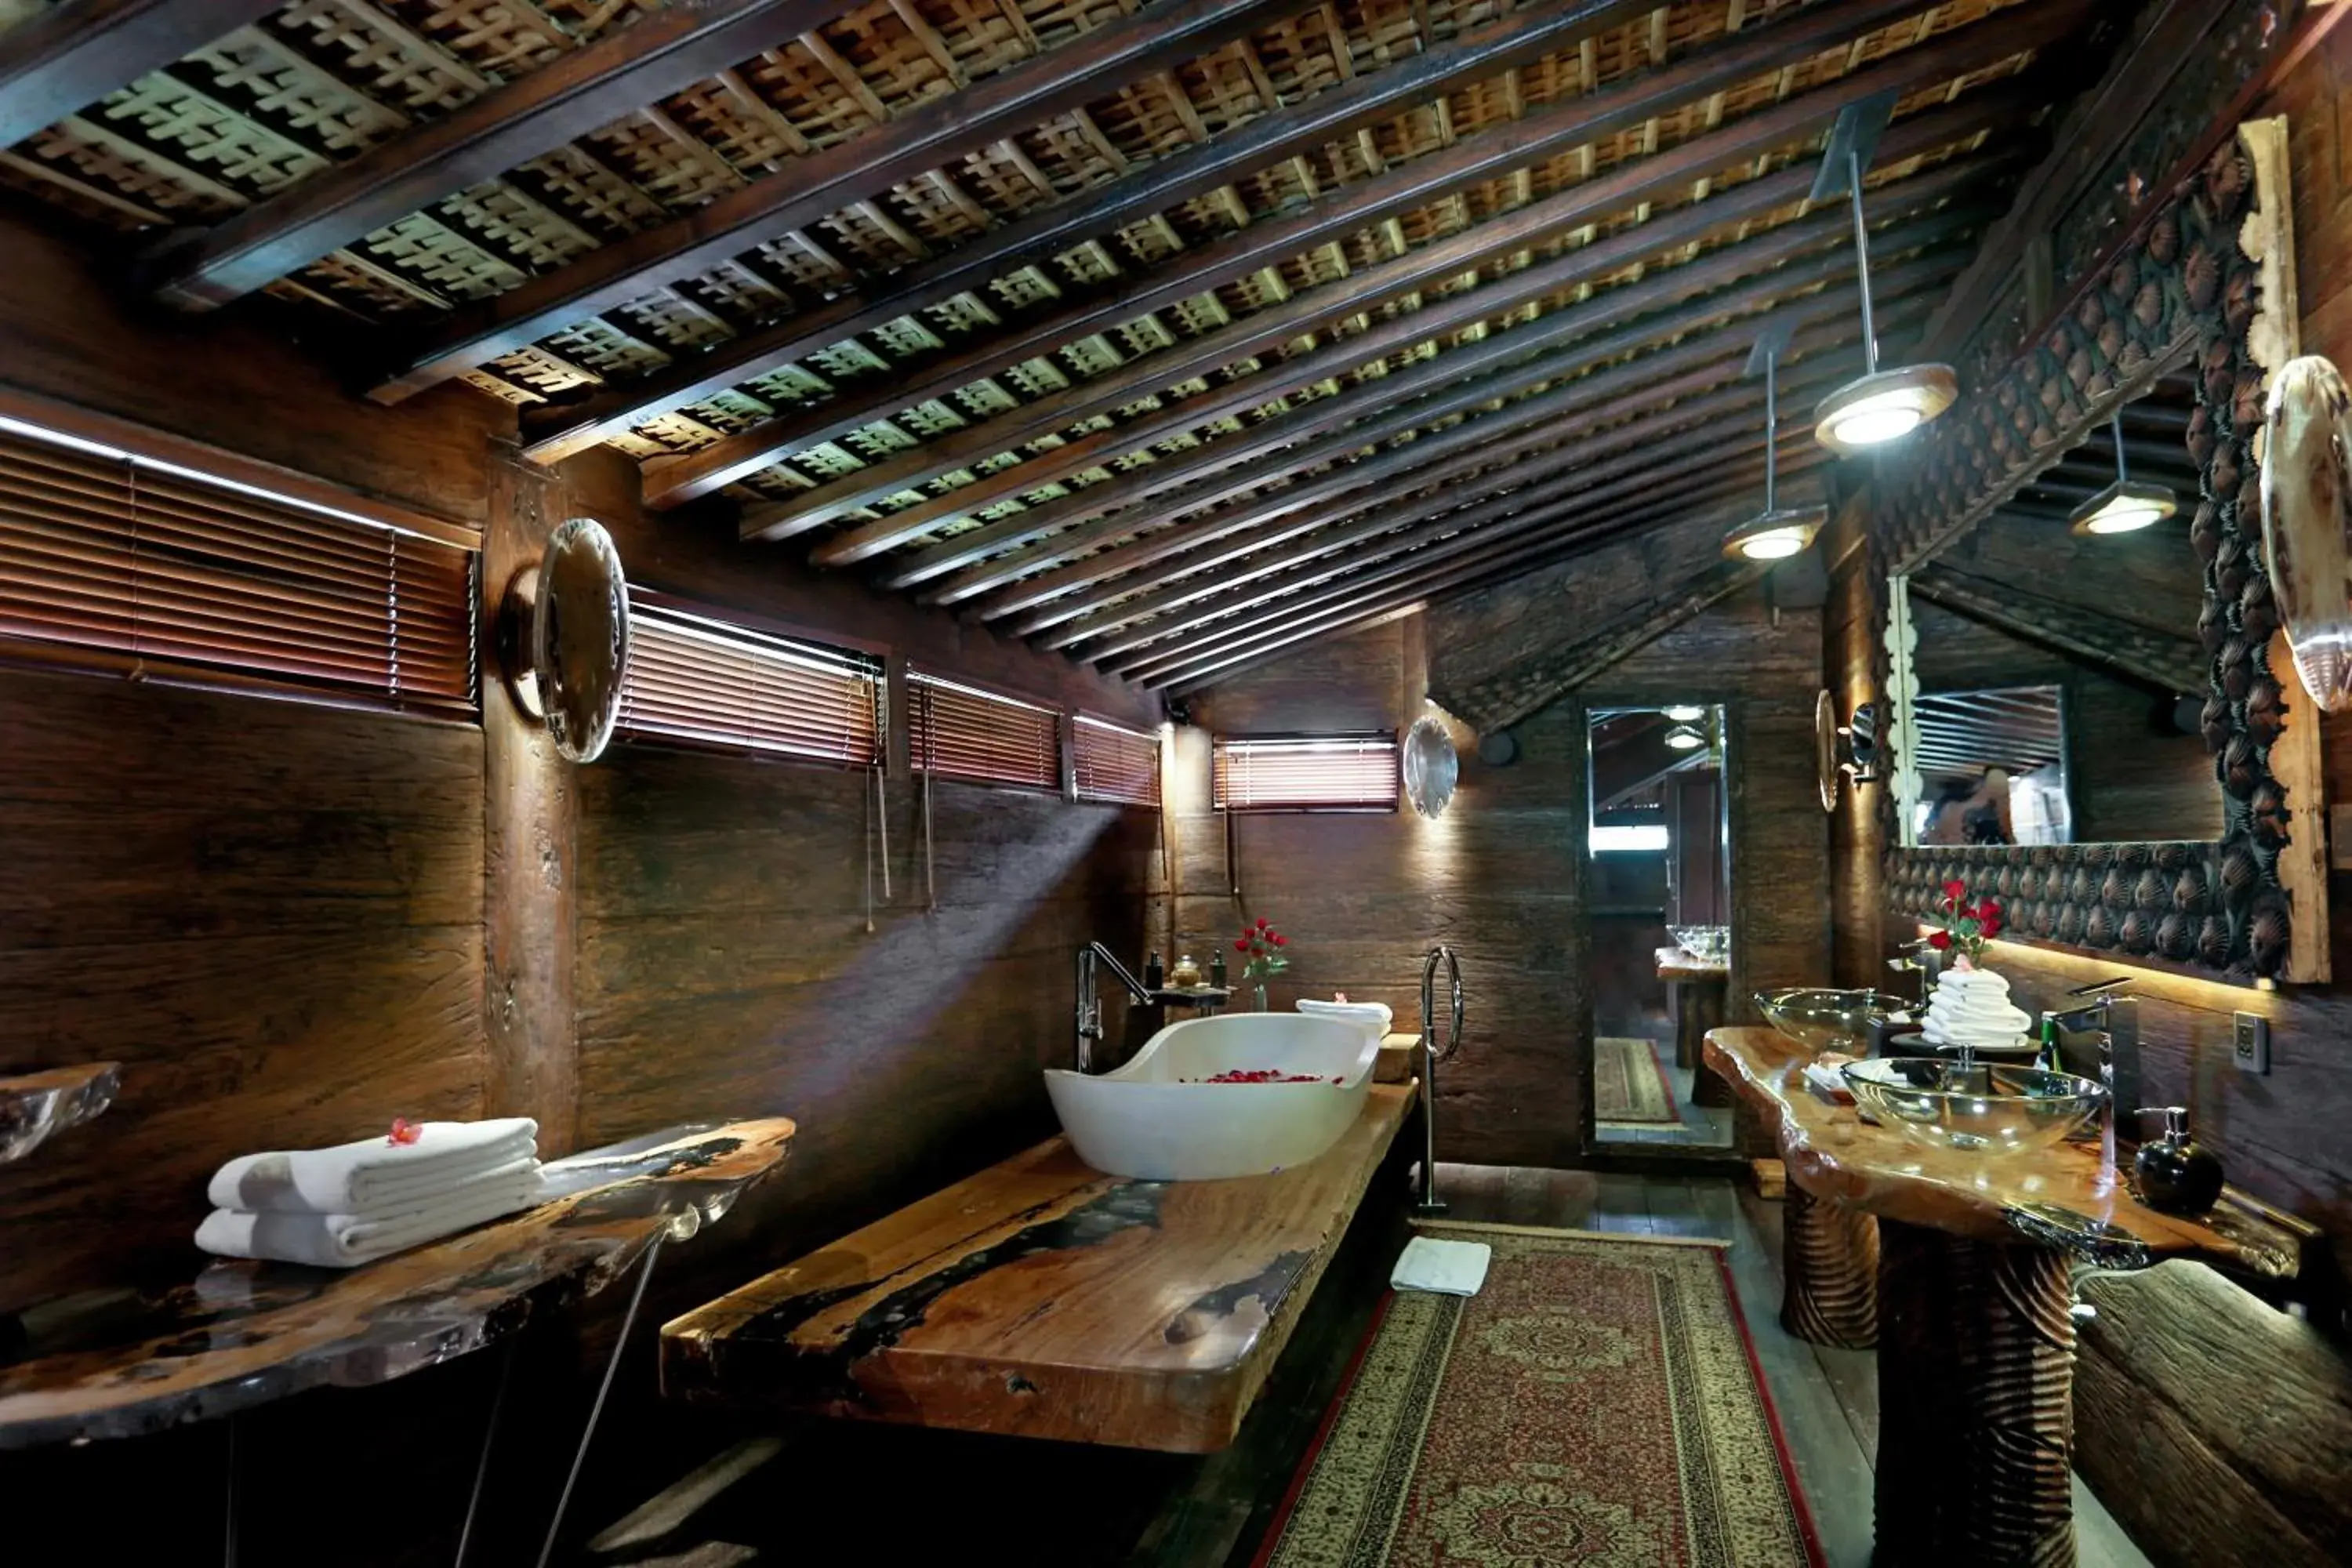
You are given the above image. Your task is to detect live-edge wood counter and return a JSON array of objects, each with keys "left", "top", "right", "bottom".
[{"left": 661, "top": 1084, "right": 1415, "bottom": 1453}]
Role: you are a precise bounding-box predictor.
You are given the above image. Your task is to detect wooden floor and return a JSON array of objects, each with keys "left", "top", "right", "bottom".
[{"left": 575, "top": 1166, "right": 2154, "bottom": 1567}]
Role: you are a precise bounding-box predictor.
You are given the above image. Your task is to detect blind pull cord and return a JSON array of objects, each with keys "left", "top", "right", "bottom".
[
  {"left": 874, "top": 755, "right": 891, "bottom": 902},
  {"left": 863, "top": 767, "right": 876, "bottom": 936},
  {"left": 125, "top": 459, "right": 146, "bottom": 683},
  {"left": 922, "top": 687, "right": 938, "bottom": 915}
]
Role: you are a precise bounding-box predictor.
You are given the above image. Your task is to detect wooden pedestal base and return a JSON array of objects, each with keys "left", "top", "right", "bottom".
[
  {"left": 1875, "top": 1219, "right": 2077, "bottom": 1567},
  {"left": 1673, "top": 976, "right": 1730, "bottom": 1102},
  {"left": 1779, "top": 1186, "right": 1878, "bottom": 1348}
]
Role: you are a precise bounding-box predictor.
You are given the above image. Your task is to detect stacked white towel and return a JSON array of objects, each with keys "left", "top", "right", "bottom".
[
  {"left": 1391, "top": 1236, "right": 1491, "bottom": 1296},
  {"left": 197, "top": 1119, "right": 544, "bottom": 1269},
  {"left": 1296, "top": 998, "right": 1394, "bottom": 1038}
]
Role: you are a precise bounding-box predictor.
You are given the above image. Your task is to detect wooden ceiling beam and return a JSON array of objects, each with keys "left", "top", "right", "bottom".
[
  {"left": 1915, "top": 0, "right": 2223, "bottom": 364},
  {"left": 1146, "top": 485, "right": 1786, "bottom": 693},
  {"left": 1108, "top": 442, "right": 1817, "bottom": 682},
  {"left": 1011, "top": 338, "right": 1876, "bottom": 642},
  {"left": 776, "top": 78, "right": 2024, "bottom": 554},
  {"left": 0, "top": 0, "right": 281, "bottom": 151},
  {"left": 702, "top": 0, "right": 2078, "bottom": 521},
  {"left": 982, "top": 251, "right": 1956, "bottom": 633},
  {"left": 365, "top": 0, "right": 1316, "bottom": 401},
  {"left": 150, "top": 1, "right": 858, "bottom": 310},
  {"left": 511, "top": 0, "right": 1661, "bottom": 458},
  {"left": 1078, "top": 406, "right": 1854, "bottom": 666},
  {"left": 893, "top": 201, "right": 1980, "bottom": 600}
]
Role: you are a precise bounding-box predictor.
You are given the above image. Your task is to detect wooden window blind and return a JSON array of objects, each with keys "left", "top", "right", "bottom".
[
  {"left": 617, "top": 598, "right": 883, "bottom": 767},
  {"left": 1073, "top": 715, "right": 1160, "bottom": 806},
  {"left": 909, "top": 670, "right": 1060, "bottom": 791},
  {"left": 1214, "top": 733, "right": 1399, "bottom": 811},
  {"left": 0, "top": 417, "right": 476, "bottom": 715}
]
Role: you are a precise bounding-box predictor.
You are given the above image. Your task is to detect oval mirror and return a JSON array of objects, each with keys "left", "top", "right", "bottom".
[
  {"left": 506, "top": 518, "right": 630, "bottom": 764},
  {"left": 1813, "top": 688, "right": 1838, "bottom": 813},
  {"left": 1403, "top": 717, "right": 1459, "bottom": 818}
]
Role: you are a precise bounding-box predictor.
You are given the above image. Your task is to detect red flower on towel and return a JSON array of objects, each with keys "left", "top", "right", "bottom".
[
  {"left": 1943, "top": 878, "right": 1967, "bottom": 901},
  {"left": 387, "top": 1117, "right": 422, "bottom": 1146}
]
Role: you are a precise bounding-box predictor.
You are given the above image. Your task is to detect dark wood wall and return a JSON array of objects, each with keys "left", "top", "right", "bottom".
[
  {"left": 0, "top": 199, "right": 1162, "bottom": 1324},
  {"left": 1178, "top": 617, "right": 1592, "bottom": 1169}
]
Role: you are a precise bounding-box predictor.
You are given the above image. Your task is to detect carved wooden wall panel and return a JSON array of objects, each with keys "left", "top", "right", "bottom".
[{"left": 1875, "top": 128, "right": 2305, "bottom": 981}]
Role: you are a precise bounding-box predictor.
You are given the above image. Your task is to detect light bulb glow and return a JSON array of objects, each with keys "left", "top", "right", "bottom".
[
  {"left": 1813, "top": 364, "right": 1958, "bottom": 455},
  {"left": 2069, "top": 477, "right": 2177, "bottom": 536},
  {"left": 1663, "top": 724, "right": 1707, "bottom": 750},
  {"left": 1722, "top": 503, "right": 1827, "bottom": 561},
  {"left": 1662, "top": 705, "right": 1705, "bottom": 722}
]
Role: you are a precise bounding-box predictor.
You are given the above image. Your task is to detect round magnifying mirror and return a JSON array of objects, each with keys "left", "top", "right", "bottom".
[
  {"left": 503, "top": 517, "right": 630, "bottom": 764},
  {"left": 1403, "top": 716, "right": 1460, "bottom": 818}
]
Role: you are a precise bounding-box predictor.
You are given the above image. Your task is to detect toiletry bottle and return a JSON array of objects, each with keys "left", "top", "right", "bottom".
[
  {"left": 2034, "top": 1013, "right": 2063, "bottom": 1074},
  {"left": 1210, "top": 950, "right": 1227, "bottom": 989},
  {"left": 1145, "top": 950, "right": 1164, "bottom": 990},
  {"left": 2132, "top": 1106, "right": 2224, "bottom": 1214}
]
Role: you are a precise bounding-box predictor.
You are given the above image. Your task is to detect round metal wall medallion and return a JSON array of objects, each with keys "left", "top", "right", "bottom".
[{"left": 1403, "top": 717, "right": 1460, "bottom": 818}]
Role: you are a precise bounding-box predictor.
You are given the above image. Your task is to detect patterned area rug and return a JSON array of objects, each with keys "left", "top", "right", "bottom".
[
  {"left": 1256, "top": 1224, "right": 1822, "bottom": 1568},
  {"left": 1595, "top": 1036, "right": 1680, "bottom": 1124}
]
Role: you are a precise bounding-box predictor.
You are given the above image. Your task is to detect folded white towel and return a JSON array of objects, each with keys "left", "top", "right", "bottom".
[
  {"left": 195, "top": 1168, "right": 545, "bottom": 1269},
  {"left": 206, "top": 1118, "right": 539, "bottom": 1216},
  {"left": 1392, "top": 1236, "right": 1491, "bottom": 1297},
  {"left": 1296, "top": 999, "right": 1394, "bottom": 1036}
]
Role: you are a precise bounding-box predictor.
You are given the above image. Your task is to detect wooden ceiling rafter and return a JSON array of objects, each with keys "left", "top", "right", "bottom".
[
  {"left": 700, "top": 0, "right": 2080, "bottom": 526},
  {"left": 971, "top": 218, "right": 1969, "bottom": 636},
  {"left": 508, "top": 0, "right": 1667, "bottom": 459},
  {"left": 0, "top": 1, "right": 286, "bottom": 150},
  {"left": 1105, "top": 434, "right": 1828, "bottom": 684},
  {"left": 147, "top": 0, "right": 859, "bottom": 309},
  {"left": 888, "top": 134, "right": 2013, "bottom": 601},
  {"left": 628, "top": 0, "right": 1983, "bottom": 507},
  {"left": 369, "top": 0, "right": 1322, "bottom": 403}
]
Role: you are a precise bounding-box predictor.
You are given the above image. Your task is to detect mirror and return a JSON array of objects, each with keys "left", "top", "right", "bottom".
[
  {"left": 1586, "top": 705, "right": 1733, "bottom": 1152},
  {"left": 500, "top": 517, "right": 631, "bottom": 764},
  {"left": 1892, "top": 361, "right": 2220, "bottom": 848}
]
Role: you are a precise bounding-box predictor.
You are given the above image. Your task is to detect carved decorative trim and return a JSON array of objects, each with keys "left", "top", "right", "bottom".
[{"left": 1875, "top": 121, "right": 2314, "bottom": 981}]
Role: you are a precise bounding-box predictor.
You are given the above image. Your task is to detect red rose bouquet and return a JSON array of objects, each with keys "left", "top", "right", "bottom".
[{"left": 1927, "top": 878, "right": 2002, "bottom": 963}]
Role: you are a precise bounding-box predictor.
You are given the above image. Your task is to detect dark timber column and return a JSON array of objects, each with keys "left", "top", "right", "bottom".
[
  {"left": 1779, "top": 1187, "right": 1878, "bottom": 1348},
  {"left": 1875, "top": 1219, "right": 2076, "bottom": 1566},
  {"left": 481, "top": 443, "right": 579, "bottom": 1152}
]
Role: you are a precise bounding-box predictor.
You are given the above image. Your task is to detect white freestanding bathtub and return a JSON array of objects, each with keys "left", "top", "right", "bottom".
[{"left": 1044, "top": 1012, "right": 1380, "bottom": 1181}]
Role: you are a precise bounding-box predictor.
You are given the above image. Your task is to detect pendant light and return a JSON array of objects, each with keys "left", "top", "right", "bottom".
[
  {"left": 2069, "top": 412, "right": 2178, "bottom": 535},
  {"left": 1662, "top": 705, "right": 1706, "bottom": 722},
  {"left": 1723, "top": 321, "right": 1828, "bottom": 561},
  {"left": 1811, "top": 92, "right": 1957, "bottom": 455},
  {"left": 1664, "top": 724, "right": 1708, "bottom": 751}
]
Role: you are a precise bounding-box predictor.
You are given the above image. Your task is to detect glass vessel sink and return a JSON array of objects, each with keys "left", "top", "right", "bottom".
[
  {"left": 1842, "top": 1057, "right": 2106, "bottom": 1158},
  {"left": 1668, "top": 924, "right": 1729, "bottom": 962},
  {"left": 1755, "top": 988, "right": 1902, "bottom": 1055}
]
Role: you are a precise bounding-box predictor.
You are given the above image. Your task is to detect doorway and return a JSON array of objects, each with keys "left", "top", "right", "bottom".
[{"left": 1587, "top": 705, "right": 1734, "bottom": 1152}]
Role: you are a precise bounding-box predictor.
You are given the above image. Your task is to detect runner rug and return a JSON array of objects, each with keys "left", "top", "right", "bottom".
[
  {"left": 1595, "top": 1036, "right": 1680, "bottom": 1124},
  {"left": 1256, "top": 1223, "right": 1823, "bottom": 1568}
]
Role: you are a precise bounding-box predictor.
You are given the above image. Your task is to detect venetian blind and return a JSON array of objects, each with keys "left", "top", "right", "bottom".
[
  {"left": 0, "top": 419, "right": 476, "bottom": 714},
  {"left": 909, "top": 670, "right": 1060, "bottom": 791},
  {"left": 617, "top": 599, "right": 882, "bottom": 767},
  {"left": 1213, "top": 734, "right": 1399, "bottom": 811},
  {"left": 1073, "top": 714, "right": 1160, "bottom": 806}
]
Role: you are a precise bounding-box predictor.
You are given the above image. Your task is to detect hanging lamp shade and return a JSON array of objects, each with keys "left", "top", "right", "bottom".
[
  {"left": 2069, "top": 412, "right": 2177, "bottom": 535},
  {"left": 1809, "top": 93, "right": 1956, "bottom": 454},
  {"left": 1664, "top": 724, "right": 1708, "bottom": 750},
  {"left": 1722, "top": 321, "right": 1828, "bottom": 560}
]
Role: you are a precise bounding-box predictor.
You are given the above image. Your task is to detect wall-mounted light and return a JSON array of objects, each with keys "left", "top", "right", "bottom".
[
  {"left": 2071, "top": 412, "right": 2177, "bottom": 535},
  {"left": 1810, "top": 93, "right": 1957, "bottom": 456},
  {"left": 1662, "top": 705, "right": 1706, "bottom": 722},
  {"left": 1724, "top": 321, "right": 1828, "bottom": 561},
  {"left": 1664, "top": 724, "right": 1708, "bottom": 751}
]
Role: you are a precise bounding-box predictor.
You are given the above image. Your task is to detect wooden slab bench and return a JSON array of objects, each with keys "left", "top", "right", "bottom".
[{"left": 660, "top": 1084, "right": 1415, "bottom": 1453}]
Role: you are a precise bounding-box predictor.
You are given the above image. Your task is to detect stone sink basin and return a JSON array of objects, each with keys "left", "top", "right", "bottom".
[{"left": 1044, "top": 1013, "right": 1380, "bottom": 1181}]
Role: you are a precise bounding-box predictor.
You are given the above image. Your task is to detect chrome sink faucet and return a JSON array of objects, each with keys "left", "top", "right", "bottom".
[
  {"left": 1888, "top": 935, "right": 1942, "bottom": 1011},
  {"left": 1074, "top": 942, "right": 1157, "bottom": 1075},
  {"left": 2044, "top": 977, "right": 2135, "bottom": 1186}
]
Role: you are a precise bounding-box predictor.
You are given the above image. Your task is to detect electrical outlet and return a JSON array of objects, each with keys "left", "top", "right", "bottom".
[{"left": 2234, "top": 1011, "right": 2270, "bottom": 1076}]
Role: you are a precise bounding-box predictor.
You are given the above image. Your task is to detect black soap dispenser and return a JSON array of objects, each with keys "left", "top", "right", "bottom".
[{"left": 2132, "top": 1106, "right": 2224, "bottom": 1214}]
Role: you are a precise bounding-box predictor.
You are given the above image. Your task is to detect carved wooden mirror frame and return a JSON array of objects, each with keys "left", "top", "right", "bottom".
[{"left": 1872, "top": 118, "right": 2328, "bottom": 984}]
